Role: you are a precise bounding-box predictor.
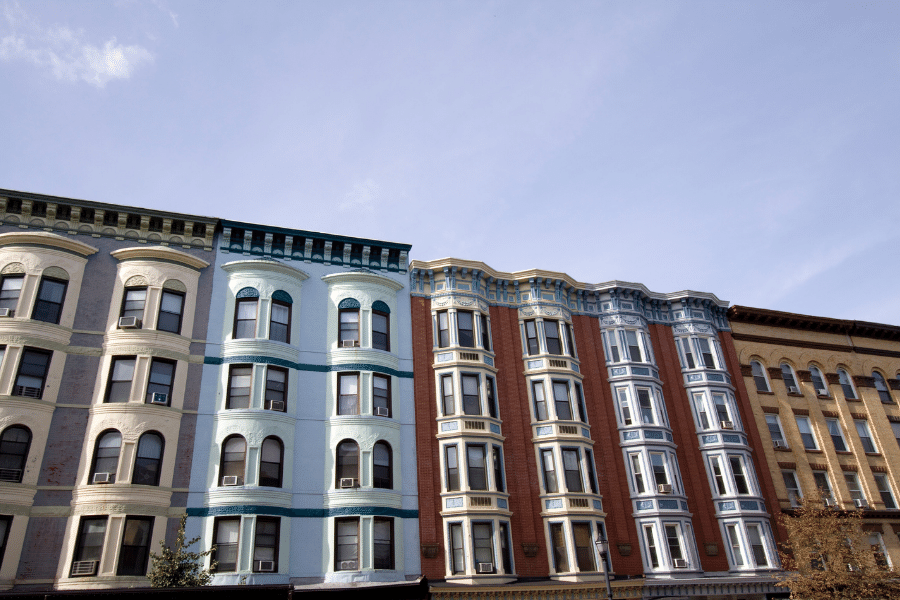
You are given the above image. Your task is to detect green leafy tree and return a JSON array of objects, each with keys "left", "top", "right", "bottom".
[
  {"left": 777, "top": 489, "right": 898, "bottom": 599},
  {"left": 148, "top": 514, "right": 216, "bottom": 587}
]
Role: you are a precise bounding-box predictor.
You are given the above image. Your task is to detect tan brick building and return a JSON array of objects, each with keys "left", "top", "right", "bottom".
[{"left": 728, "top": 305, "right": 900, "bottom": 567}]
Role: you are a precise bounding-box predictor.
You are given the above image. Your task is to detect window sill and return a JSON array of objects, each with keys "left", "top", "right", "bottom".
[
  {"left": 865, "top": 452, "right": 882, "bottom": 457},
  {"left": 835, "top": 451, "right": 853, "bottom": 455},
  {"left": 786, "top": 393, "right": 805, "bottom": 397},
  {"left": 773, "top": 447, "right": 792, "bottom": 452},
  {"left": 817, "top": 395, "right": 832, "bottom": 400},
  {"left": 804, "top": 449, "right": 823, "bottom": 454},
  {"left": 756, "top": 390, "right": 775, "bottom": 396},
  {"left": 845, "top": 398, "right": 862, "bottom": 402}
]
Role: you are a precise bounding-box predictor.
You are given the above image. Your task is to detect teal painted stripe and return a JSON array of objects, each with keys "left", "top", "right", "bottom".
[
  {"left": 186, "top": 505, "right": 418, "bottom": 519},
  {"left": 204, "top": 355, "right": 413, "bottom": 379}
]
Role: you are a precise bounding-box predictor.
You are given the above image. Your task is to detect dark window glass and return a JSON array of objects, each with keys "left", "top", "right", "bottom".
[
  {"left": 472, "top": 522, "right": 494, "bottom": 572},
  {"left": 698, "top": 338, "right": 716, "bottom": 368},
  {"left": 0, "top": 275, "right": 23, "bottom": 313},
  {"left": 873, "top": 372, "right": 893, "bottom": 403},
  {"left": 146, "top": 359, "right": 174, "bottom": 405},
  {"left": 220, "top": 436, "right": 246, "bottom": 485},
  {"left": 650, "top": 453, "right": 668, "bottom": 487},
  {"left": 532, "top": 381, "right": 548, "bottom": 421},
  {"left": 339, "top": 309, "right": 359, "bottom": 345},
  {"left": 466, "top": 445, "right": 487, "bottom": 490},
  {"left": 335, "top": 518, "right": 359, "bottom": 570},
  {"left": 336, "top": 440, "right": 359, "bottom": 486},
  {"left": 492, "top": 445, "right": 504, "bottom": 492},
  {"left": 372, "top": 310, "right": 389, "bottom": 351},
  {"left": 227, "top": 366, "right": 251, "bottom": 409},
  {"left": 265, "top": 367, "right": 287, "bottom": 410},
  {"left": 462, "top": 374, "right": 480, "bottom": 415},
  {"left": 192, "top": 223, "right": 206, "bottom": 238},
  {"left": 680, "top": 338, "right": 695, "bottom": 368},
  {"left": 254, "top": 517, "right": 279, "bottom": 572},
  {"left": 485, "top": 377, "right": 498, "bottom": 418},
  {"left": 373, "top": 375, "right": 390, "bottom": 417},
  {"left": 573, "top": 523, "right": 596, "bottom": 572},
  {"left": 133, "top": 432, "right": 163, "bottom": 486},
  {"left": 541, "top": 449, "right": 558, "bottom": 493},
  {"left": 574, "top": 383, "right": 587, "bottom": 423},
  {"left": 665, "top": 525, "right": 684, "bottom": 561},
  {"left": 126, "top": 213, "right": 141, "bottom": 229},
  {"left": 158, "top": 291, "right": 184, "bottom": 334},
  {"left": 457, "top": 311, "right": 474, "bottom": 347},
  {"left": 441, "top": 374, "right": 454, "bottom": 415},
  {"left": 270, "top": 300, "right": 290, "bottom": 343},
  {"left": 445, "top": 445, "right": 459, "bottom": 491},
  {"left": 90, "top": 431, "right": 121, "bottom": 483},
  {"left": 480, "top": 313, "right": 491, "bottom": 350},
  {"left": 260, "top": 437, "right": 283, "bottom": 487},
  {"left": 106, "top": 357, "right": 135, "bottom": 403},
  {"left": 374, "top": 518, "right": 394, "bottom": 570},
  {"left": 5, "top": 198, "right": 21, "bottom": 214},
  {"left": 562, "top": 448, "right": 583, "bottom": 492},
  {"left": 117, "top": 516, "right": 154, "bottom": 576},
  {"left": 625, "top": 330, "right": 643, "bottom": 362},
  {"left": 148, "top": 217, "right": 163, "bottom": 232},
  {"left": 14, "top": 348, "right": 51, "bottom": 398},
  {"left": 565, "top": 323, "right": 575, "bottom": 357},
  {"left": 550, "top": 523, "right": 568, "bottom": 573},
  {"left": 0, "top": 515, "right": 11, "bottom": 570},
  {"left": 170, "top": 219, "right": 185, "bottom": 235},
  {"left": 544, "top": 320, "right": 561, "bottom": 355},
  {"left": 0, "top": 426, "right": 31, "bottom": 482},
  {"left": 56, "top": 204, "right": 72, "bottom": 220},
  {"left": 71, "top": 517, "right": 107, "bottom": 575},
  {"left": 553, "top": 381, "right": 572, "bottom": 420},
  {"left": 338, "top": 373, "right": 359, "bottom": 415},
  {"left": 120, "top": 287, "right": 146, "bottom": 320},
  {"left": 585, "top": 450, "right": 598, "bottom": 493},
  {"left": 32, "top": 278, "right": 66, "bottom": 324},
  {"left": 437, "top": 311, "right": 450, "bottom": 347},
  {"left": 637, "top": 388, "right": 654, "bottom": 424},
  {"left": 234, "top": 299, "right": 257, "bottom": 339},
  {"left": 450, "top": 523, "right": 464, "bottom": 574},
  {"left": 525, "top": 320, "right": 539, "bottom": 355},
  {"left": 214, "top": 517, "right": 240, "bottom": 572},
  {"left": 499, "top": 522, "right": 512, "bottom": 574},
  {"left": 374, "top": 442, "right": 392, "bottom": 489}
]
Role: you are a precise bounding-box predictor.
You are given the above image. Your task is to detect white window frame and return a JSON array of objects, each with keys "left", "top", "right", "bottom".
[
  {"left": 837, "top": 368, "right": 857, "bottom": 399},
  {"left": 809, "top": 365, "right": 829, "bottom": 396},
  {"left": 765, "top": 414, "right": 786, "bottom": 447},
  {"left": 782, "top": 470, "right": 802, "bottom": 507},
  {"left": 854, "top": 420, "right": 878, "bottom": 454},
  {"left": 750, "top": 361, "right": 770, "bottom": 392},
  {"left": 826, "top": 419, "right": 848, "bottom": 452},
  {"left": 796, "top": 416, "right": 818, "bottom": 450}
]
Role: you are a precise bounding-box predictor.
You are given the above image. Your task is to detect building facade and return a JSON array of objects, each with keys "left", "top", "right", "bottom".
[
  {"left": 409, "top": 259, "right": 782, "bottom": 600},
  {"left": 728, "top": 305, "right": 900, "bottom": 569}
]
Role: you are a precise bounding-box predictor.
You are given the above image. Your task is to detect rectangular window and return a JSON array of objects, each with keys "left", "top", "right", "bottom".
[
  {"left": 564, "top": 323, "right": 575, "bottom": 357},
  {"left": 796, "top": 416, "right": 818, "bottom": 450},
  {"left": 457, "top": 311, "right": 474, "bottom": 348},
  {"left": 441, "top": 374, "right": 455, "bottom": 416},
  {"left": 0, "top": 515, "right": 11, "bottom": 570},
  {"left": 574, "top": 383, "right": 587, "bottom": 423},
  {"left": 338, "top": 373, "right": 359, "bottom": 415},
  {"left": 32, "top": 277, "right": 67, "bottom": 324},
  {"left": 466, "top": 444, "right": 487, "bottom": 490},
  {"left": 480, "top": 313, "right": 491, "bottom": 350},
  {"left": 524, "top": 320, "right": 539, "bottom": 355},
  {"left": 544, "top": 320, "right": 561, "bottom": 355},
  {"left": 637, "top": 388, "right": 655, "bottom": 424},
  {"left": 552, "top": 381, "right": 572, "bottom": 420},
  {"left": 14, "top": 348, "right": 51, "bottom": 398},
  {"left": 335, "top": 518, "right": 359, "bottom": 571},
  {"left": 844, "top": 472, "right": 865, "bottom": 503},
  {"left": 782, "top": 470, "right": 802, "bottom": 506},
  {"left": 746, "top": 524, "right": 768, "bottom": 567},
  {"left": 532, "top": 380, "right": 548, "bottom": 421},
  {"left": 214, "top": 517, "right": 240, "bottom": 572},
  {"left": 550, "top": 523, "right": 568, "bottom": 573},
  {"left": 874, "top": 474, "right": 897, "bottom": 509},
  {"left": 713, "top": 393, "right": 731, "bottom": 426},
  {"left": 573, "top": 522, "right": 596, "bottom": 572},
  {"left": 472, "top": 522, "right": 494, "bottom": 572},
  {"left": 265, "top": 367, "right": 287, "bottom": 411},
  {"left": 869, "top": 532, "right": 890, "bottom": 569},
  {"left": 437, "top": 311, "right": 450, "bottom": 348},
  {"left": 679, "top": 338, "right": 695, "bottom": 369},
  {"left": 725, "top": 524, "right": 744, "bottom": 567},
  {"left": 625, "top": 330, "right": 642, "bottom": 362},
  {"left": 606, "top": 331, "right": 621, "bottom": 363},
  {"left": 541, "top": 449, "right": 558, "bottom": 493},
  {"left": 855, "top": 420, "right": 878, "bottom": 453},
  {"left": 339, "top": 308, "right": 359, "bottom": 346},
  {"left": 499, "top": 522, "right": 512, "bottom": 574},
  {"left": 892, "top": 421, "right": 900, "bottom": 447},
  {"left": 269, "top": 301, "right": 290, "bottom": 343},
  {"left": 234, "top": 298, "right": 258, "bottom": 339},
  {"left": 630, "top": 453, "right": 646, "bottom": 493},
  {"left": 813, "top": 471, "right": 833, "bottom": 502},
  {"left": 618, "top": 388, "right": 633, "bottom": 426},
  {"left": 445, "top": 445, "right": 460, "bottom": 491},
  {"left": 0, "top": 275, "right": 23, "bottom": 314},
  {"left": 710, "top": 456, "right": 727, "bottom": 495},
  {"left": 120, "top": 287, "right": 146, "bottom": 321},
  {"left": 462, "top": 374, "right": 480, "bottom": 415},
  {"left": 693, "top": 392, "right": 709, "bottom": 429},
  {"left": 71, "top": 516, "right": 107, "bottom": 576},
  {"left": 117, "top": 516, "right": 154, "bottom": 576},
  {"left": 485, "top": 377, "right": 498, "bottom": 418},
  {"left": 664, "top": 524, "right": 684, "bottom": 562},
  {"left": 585, "top": 449, "right": 598, "bottom": 494},
  {"left": 227, "top": 365, "right": 252, "bottom": 409},
  {"left": 781, "top": 364, "right": 798, "bottom": 389},
  {"left": 373, "top": 374, "right": 390, "bottom": 417},
  {"left": 253, "top": 517, "right": 279, "bottom": 572},
  {"left": 698, "top": 337, "right": 716, "bottom": 369},
  {"left": 729, "top": 455, "right": 750, "bottom": 495},
  {"left": 766, "top": 415, "right": 785, "bottom": 446},
  {"left": 146, "top": 359, "right": 175, "bottom": 405},
  {"left": 374, "top": 517, "right": 394, "bottom": 570},
  {"left": 826, "top": 419, "right": 847, "bottom": 451},
  {"left": 492, "top": 446, "right": 505, "bottom": 492},
  {"left": 562, "top": 448, "right": 583, "bottom": 492},
  {"left": 650, "top": 453, "right": 669, "bottom": 487},
  {"left": 644, "top": 524, "right": 659, "bottom": 568},
  {"left": 449, "top": 523, "right": 464, "bottom": 574},
  {"left": 106, "top": 357, "right": 135, "bottom": 403},
  {"left": 158, "top": 290, "right": 184, "bottom": 334}
]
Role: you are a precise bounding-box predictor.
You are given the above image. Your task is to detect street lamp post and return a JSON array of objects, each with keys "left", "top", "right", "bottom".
[{"left": 594, "top": 533, "right": 613, "bottom": 600}]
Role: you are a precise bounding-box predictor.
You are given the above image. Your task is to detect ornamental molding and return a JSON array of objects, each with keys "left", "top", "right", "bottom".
[
  {"left": 672, "top": 323, "right": 715, "bottom": 335},
  {"left": 111, "top": 246, "right": 209, "bottom": 269},
  {"left": 600, "top": 314, "right": 646, "bottom": 328},
  {"left": 222, "top": 259, "right": 309, "bottom": 282},
  {"left": 430, "top": 293, "right": 489, "bottom": 312},
  {"left": 518, "top": 303, "right": 571, "bottom": 320},
  {"left": 322, "top": 269, "right": 404, "bottom": 291},
  {"left": 0, "top": 231, "right": 98, "bottom": 256}
]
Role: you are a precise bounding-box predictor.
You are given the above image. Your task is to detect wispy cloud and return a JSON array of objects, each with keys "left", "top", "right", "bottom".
[
  {"left": 0, "top": 2, "right": 153, "bottom": 88},
  {"left": 151, "top": 0, "right": 178, "bottom": 29},
  {"left": 339, "top": 179, "right": 380, "bottom": 213}
]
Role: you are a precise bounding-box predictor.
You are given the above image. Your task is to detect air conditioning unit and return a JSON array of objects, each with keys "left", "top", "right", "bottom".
[
  {"left": 720, "top": 420, "right": 734, "bottom": 430},
  {"left": 339, "top": 560, "right": 357, "bottom": 570},
  {"left": 269, "top": 400, "right": 285, "bottom": 411},
  {"left": 222, "top": 476, "right": 240, "bottom": 486},
  {"left": 375, "top": 406, "right": 389, "bottom": 417},
  {"left": 854, "top": 498, "right": 869, "bottom": 509},
  {"left": 340, "top": 478, "right": 357, "bottom": 488},
  {"left": 71, "top": 560, "right": 98, "bottom": 576},
  {"left": 816, "top": 389, "right": 828, "bottom": 396},
  {"left": 256, "top": 560, "right": 275, "bottom": 572},
  {"left": 657, "top": 484, "right": 672, "bottom": 494},
  {"left": 13, "top": 385, "right": 41, "bottom": 398},
  {"left": 477, "top": 562, "right": 494, "bottom": 573},
  {"left": 0, "top": 468, "right": 22, "bottom": 482},
  {"left": 787, "top": 386, "right": 799, "bottom": 394},
  {"left": 92, "top": 472, "right": 111, "bottom": 484},
  {"left": 150, "top": 393, "right": 168, "bottom": 405},
  {"left": 118, "top": 316, "right": 142, "bottom": 329},
  {"left": 773, "top": 440, "right": 786, "bottom": 449},
  {"left": 823, "top": 497, "right": 835, "bottom": 508},
  {"left": 673, "top": 559, "right": 688, "bottom": 568},
  {"left": 0, "top": 308, "right": 13, "bottom": 317},
  {"left": 342, "top": 340, "right": 358, "bottom": 348}
]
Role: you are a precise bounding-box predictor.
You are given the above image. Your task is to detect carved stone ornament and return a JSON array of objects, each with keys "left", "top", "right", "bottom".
[
  {"left": 672, "top": 323, "right": 713, "bottom": 335},
  {"left": 600, "top": 314, "right": 644, "bottom": 327},
  {"left": 74, "top": 503, "right": 126, "bottom": 515},
  {"left": 518, "top": 304, "right": 572, "bottom": 321},
  {"left": 0, "top": 262, "right": 25, "bottom": 274}
]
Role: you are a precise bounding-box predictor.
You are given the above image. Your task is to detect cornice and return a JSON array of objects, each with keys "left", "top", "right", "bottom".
[
  {"left": 322, "top": 269, "right": 404, "bottom": 291},
  {"left": 222, "top": 258, "right": 309, "bottom": 281},
  {"left": 111, "top": 246, "right": 209, "bottom": 269},
  {"left": 0, "top": 231, "right": 98, "bottom": 256},
  {"left": 728, "top": 305, "right": 900, "bottom": 341}
]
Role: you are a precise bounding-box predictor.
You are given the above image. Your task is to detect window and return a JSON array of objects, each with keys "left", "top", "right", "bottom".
[
  {"left": 650, "top": 453, "right": 669, "bottom": 487},
  {"left": 746, "top": 524, "right": 768, "bottom": 567},
  {"left": 220, "top": 436, "right": 246, "bottom": 485},
  {"left": 782, "top": 470, "right": 802, "bottom": 506},
  {"left": 214, "top": 517, "right": 240, "bottom": 572},
  {"left": 765, "top": 415, "right": 786, "bottom": 447},
  {"left": 729, "top": 455, "right": 750, "bottom": 495},
  {"left": 32, "top": 277, "right": 67, "bottom": 324},
  {"left": 492, "top": 446, "right": 505, "bottom": 492},
  {"left": 445, "top": 445, "right": 459, "bottom": 491},
  {"left": 462, "top": 374, "right": 480, "bottom": 415},
  {"left": 0, "top": 426, "right": 30, "bottom": 482},
  {"left": 726, "top": 524, "right": 744, "bottom": 567},
  {"left": 574, "top": 383, "right": 587, "bottom": 423},
  {"left": 664, "top": 524, "right": 684, "bottom": 564},
  {"left": 844, "top": 472, "right": 865, "bottom": 503},
  {"left": 585, "top": 450, "right": 598, "bottom": 494},
  {"left": 550, "top": 523, "right": 569, "bottom": 573},
  {"left": 712, "top": 393, "right": 733, "bottom": 428},
  {"left": 336, "top": 440, "right": 359, "bottom": 487},
  {"left": 893, "top": 421, "right": 900, "bottom": 447},
  {"left": 449, "top": 523, "right": 464, "bottom": 574},
  {"left": 146, "top": 359, "right": 174, "bottom": 405},
  {"left": 472, "top": 522, "right": 494, "bottom": 572},
  {"left": 269, "top": 300, "right": 290, "bottom": 343},
  {"left": 625, "top": 330, "right": 643, "bottom": 362},
  {"left": 868, "top": 532, "right": 890, "bottom": 569},
  {"left": 679, "top": 338, "right": 696, "bottom": 369},
  {"left": 105, "top": 357, "right": 135, "bottom": 403},
  {"left": 437, "top": 311, "right": 450, "bottom": 348},
  {"left": 751, "top": 361, "right": 770, "bottom": 392},
  {"left": 533, "top": 380, "right": 548, "bottom": 421},
  {"left": 809, "top": 365, "right": 828, "bottom": 395},
  {"left": 117, "top": 517, "right": 154, "bottom": 576},
  {"left": 227, "top": 365, "right": 252, "bottom": 409},
  {"left": 486, "top": 377, "right": 498, "bottom": 418},
  {"left": 692, "top": 392, "right": 709, "bottom": 429},
  {"left": 0, "top": 515, "right": 11, "bottom": 570},
  {"left": 467, "top": 444, "right": 487, "bottom": 490},
  {"left": 133, "top": 432, "right": 163, "bottom": 486},
  {"left": 254, "top": 517, "right": 279, "bottom": 572},
  {"left": 90, "top": 430, "right": 121, "bottom": 483},
  {"left": 234, "top": 298, "right": 258, "bottom": 339},
  {"left": 373, "top": 441, "right": 392, "bottom": 489},
  {"left": 0, "top": 275, "right": 23, "bottom": 314},
  {"left": 544, "top": 320, "right": 562, "bottom": 355},
  {"left": 71, "top": 517, "right": 107, "bottom": 576},
  {"left": 606, "top": 331, "right": 622, "bottom": 362},
  {"left": 524, "top": 320, "right": 539, "bottom": 355},
  {"left": 157, "top": 290, "right": 184, "bottom": 334},
  {"left": 796, "top": 416, "right": 818, "bottom": 450},
  {"left": 564, "top": 323, "right": 575, "bottom": 357},
  {"left": 553, "top": 381, "right": 572, "bottom": 420},
  {"left": 480, "top": 314, "right": 491, "bottom": 351},
  {"left": 630, "top": 453, "right": 646, "bottom": 493},
  {"left": 260, "top": 437, "right": 283, "bottom": 487},
  {"left": 499, "top": 522, "right": 512, "bottom": 574},
  {"left": 826, "top": 419, "right": 847, "bottom": 452},
  {"left": 644, "top": 524, "right": 660, "bottom": 568},
  {"left": 120, "top": 287, "right": 146, "bottom": 321},
  {"left": 372, "top": 308, "right": 389, "bottom": 351},
  {"left": 541, "top": 449, "right": 558, "bottom": 493},
  {"left": 339, "top": 307, "right": 359, "bottom": 346},
  {"left": 812, "top": 471, "right": 833, "bottom": 502},
  {"left": 874, "top": 474, "right": 897, "bottom": 509},
  {"left": 13, "top": 348, "right": 51, "bottom": 398},
  {"left": 873, "top": 372, "right": 893, "bottom": 403},
  {"left": 781, "top": 363, "right": 799, "bottom": 391},
  {"left": 838, "top": 369, "right": 857, "bottom": 399},
  {"left": 698, "top": 338, "right": 716, "bottom": 369},
  {"left": 619, "top": 388, "right": 633, "bottom": 426},
  {"left": 335, "top": 518, "right": 359, "bottom": 570},
  {"left": 441, "top": 374, "right": 455, "bottom": 416},
  {"left": 374, "top": 517, "right": 394, "bottom": 570},
  {"left": 638, "top": 388, "right": 655, "bottom": 424},
  {"left": 338, "top": 373, "right": 359, "bottom": 415},
  {"left": 573, "top": 522, "right": 596, "bottom": 572},
  {"left": 373, "top": 374, "right": 390, "bottom": 417},
  {"left": 265, "top": 367, "right": 287, "bottom": 411},
  {"left": 562, "top": 448, "right": 583, "bottom": 492},
  {"left": 710, "top": 456, "right": 727, "bottom": 495},
  {"left": 855, "top": 420, "right": 877, "bottom": 453},
  {"left": 457, "top": 311, "right": 474, "bottom": 348}
]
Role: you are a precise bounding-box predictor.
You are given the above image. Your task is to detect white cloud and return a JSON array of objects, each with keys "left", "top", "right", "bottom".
[
  {"left": 339, "top": 179, "right": 380, "bottom": 213},
  {"left": 0, "top": 2, "right": 153, "bottom": 88}
]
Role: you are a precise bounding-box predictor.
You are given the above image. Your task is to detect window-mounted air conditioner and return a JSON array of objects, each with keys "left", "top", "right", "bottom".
[
  {"left": 92, "top": 472, "right": 112, "bottom": 484},
  {"left": 477, "top": 562, "right": 494, "bottom": 573},
  {"left": 118, "top": 316, "right": 142, "bottom": 329},
  {"left": 823, "top": 497, "right": 835, "bottom": 508},
  {"left": 222, "top": 476, "right": 240, "bottom": 486},
  {"left": 339, "top": 560, "right": 357, "bottom": 570},
  {"left": 0, "top": 308, "right": 13, "bottom": 317},
  {"left": 375, "top": 406, "right": 389, "bottom": 417},
  {"left": 816, "top": 389, "right": 828, "bottom": 396},
  {"left": 150, "top": 393, "right": 168, "bottom": 405},
  {"left": 787, "top": 386, "right": 799, "bottom": 394},
  {"left": 0, "top": 468, "right": 22, "bottom": 482},
  {"left": 773, "top": 440, "right": 786, "bottom": 449},
  {"left": 720, "top": 420, "right": 734, "bottom": 430},
  {"left": 340, "top": 478, "right": 357, "bottom": 488},
  {"left": 673, "top": 558, "right": 688, "bottom": 569},
  {"left": 71, "top": 560, "right": 98, "bottom": 576},
  {"left": 342, "top": 340, "right": 358, "bottom": 348},
  {"left": 256, "top": 560, "right": 275, "bottom": 572},
  {"left": 854, "top": 498, "right": 868, "bottom": 509},
  {"left": 269, "top": 400, "right": 285, "bottom": 412},
  {"left": 657, "top": 484, "right": 672, "bottom": 494}
]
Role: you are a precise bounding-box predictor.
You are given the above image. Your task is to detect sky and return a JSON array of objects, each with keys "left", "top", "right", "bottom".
[{"left": 1, "top": 1, "right": 898, "bottom": 324}]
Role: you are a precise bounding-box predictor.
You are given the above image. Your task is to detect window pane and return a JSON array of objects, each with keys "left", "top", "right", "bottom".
[
  {"left": 472, "top": 523, "right": 493, "bottom": 569},
  {"left": 133, "top": 433, "right": 163, "bottom": 485},
  {"left": 338, "top": 374, "right": 359, "bottom": 415},
  {"left": 457, "top": 311, "right": 474, "bottom": 347},
  {"left": 158, "top": 291, "right": 183, "bottom": 333},
  {"left": 146, "top": 360, "right": 174, "bottom": 403},
  {"left": 372, "top": 311, "right": 389, "bottom": 350},
  {"left": 544, "top": 320, "right": 561, "bottom": 355},
  {"left": 33, "top": 279, "right": 66, "bottom": 324},
  {"left": 573, "top": 523, "right": 596, "bottom": 571},
  {"left": 550, "top": 523, "right": 568, "bottom": 573},
  {"left": 374, "top": 518, "right": 393, "bottom": 569},
  {"left": 121, "top": 288, "right": 146, "bottom": 320},
  {"left": 553, "top": 381, "right": 571, "bottom": 420},
  {"left": 107, "top": 358, "right": 135, "bottom": 403},
  {"left": 117, "top": 517, "right": 153, "bottom": 576},
  {"left": 228, "top": 366, "right": 252, "bottom": 409},
  {"left": 215, "top": 519, "right": 240, "bottom": 571},
  {"left": 467, "top": 445, "right": 487, "bottom": 490},
  {"left": 0, "top": 276, "right": 23, "bottom": 312}
]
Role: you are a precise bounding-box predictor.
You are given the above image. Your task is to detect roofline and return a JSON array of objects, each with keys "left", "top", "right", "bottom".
[
  {"left": 220, "top": 219, "right": 412, "bottom": 251},
  {"left": 728, "top": 305, "right": 900, "bottom": 341}
]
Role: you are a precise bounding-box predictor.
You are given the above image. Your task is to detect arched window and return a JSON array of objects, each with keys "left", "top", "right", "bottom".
[
  {"left": 780, "top": 363, "right": 799, "bottom": 392},
  {"left": 133, "top": 432, "right": 164, "bottom": 486},
  {"left": 234, "top": 288, "right": 259, "bottom": 339},
  {"left": 809, "top": 365, "right": 828, "bottom": 396},
  {"left": 336, "top": 440, "right": 359, "bottom": 488},
  {"left": 750, "top": 361, "right": 769, "bottom": 392},
  {"left": 837, "top": 368, "right": 857, "bottom": 399},
  {"left": 260, "top": 437, "right": 283, "bottom": 487},
  {"left": 270, "top": 291, "right": 292, "bottom": 343},
  {"left": 372, "top": 301, "right": 390, "bottom": 351},
  {"left": 220, "top": 436, "right": 246, "bottom": 486},
  {"left": 338, "top": 298, "right": 360, "bottom": 347},
  {"left": 873, "top": 372, "right": 893, "bottom": 404},
  {"left": 373, "top": 441, "right": 392, "bottom": 489},
  {"left": 0, "top": 425, "right": 31, "bottom": 482},
  {"left": 90, "top": 430, "right": 122, "bottom": 484}
]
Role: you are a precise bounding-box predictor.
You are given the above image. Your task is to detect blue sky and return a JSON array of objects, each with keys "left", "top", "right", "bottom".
[{"left": 1, "top": 1, "right": 898, "bottom": 324}]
